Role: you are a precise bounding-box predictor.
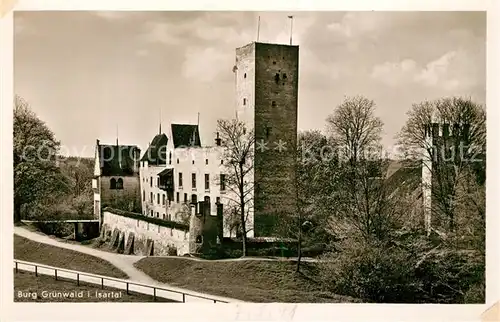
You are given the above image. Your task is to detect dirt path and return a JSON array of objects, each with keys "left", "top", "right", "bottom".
[{"left": 14, "top": 226, "right": 242, "bottom": 303}]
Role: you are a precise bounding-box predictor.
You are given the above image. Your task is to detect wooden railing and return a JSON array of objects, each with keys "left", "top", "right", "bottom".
[{"left": 13, "top": 260, "right": 229, "bottom": 303}]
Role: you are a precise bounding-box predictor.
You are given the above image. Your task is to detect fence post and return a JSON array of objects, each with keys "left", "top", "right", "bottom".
[
  {"left": 153, "top": 288, "right": 156, "bottom": 301},
  {"left": 126, "top": 283, "right": 129, "bottom": 295},
  {"left": 15, "top": 262, "right": 18, "bottom": 273},
  {"left": 35, "top": 265, "right": 37, "bottom": 277},
  {"left": 55, "top": 269, "right": 57, "bottom": 281},
  {"left": 182, "top": 293, "right": 185, "bottom": 303},
  {"left": 77, "top": 273, "right": 79, "bottom": 286}
]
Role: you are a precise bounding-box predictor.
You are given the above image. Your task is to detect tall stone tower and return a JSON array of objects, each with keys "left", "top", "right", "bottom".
[{"left": 234, "top": 42, "right": 299, "bottom": 236}]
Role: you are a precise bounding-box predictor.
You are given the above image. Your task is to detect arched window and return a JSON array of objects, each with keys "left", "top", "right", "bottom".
[
  {"left": 110, "top": 178, "right": 116, "bottom": 189},
  {"left": 116, "top": 178, "right": 123, "bottom": 189},
  {"left": 195, "top": 235, "right": 203, "bottom": 244}
]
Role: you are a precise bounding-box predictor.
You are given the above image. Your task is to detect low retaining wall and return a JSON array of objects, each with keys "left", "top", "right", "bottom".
[{"left": 101, "top": 208, "right": 190, "bottom": 256}]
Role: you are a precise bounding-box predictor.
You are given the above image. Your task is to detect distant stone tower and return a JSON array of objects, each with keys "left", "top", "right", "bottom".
[
  {"left": 234, "top": 42, "right": 299, "bottom": 236},
  {"left": 422, "top": 121, "right": 471, "bottom": 234}
]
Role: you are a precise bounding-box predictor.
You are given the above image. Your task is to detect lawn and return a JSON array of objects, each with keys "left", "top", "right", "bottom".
[
  {"left": 14, "top": 270, "right": 175, "bottom": 302},
  {"left": 134, "top": 257, "right": 361, "bottom": 303},
  {"left": 14, "top": 235, "right": 127, "bottom": 279}
]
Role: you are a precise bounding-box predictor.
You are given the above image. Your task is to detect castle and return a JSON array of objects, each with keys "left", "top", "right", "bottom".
[{"left": 92, "top": 41, "right": 300, "bottom": 255}]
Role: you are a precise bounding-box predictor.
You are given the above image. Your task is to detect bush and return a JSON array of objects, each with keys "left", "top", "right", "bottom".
[
  {"left": 318, "top": 235, "right": 485, "bottom": 303},
  {"left": 318, "top": 239, "right": 420, "bottom": 303},
  {"left": 414, "top": 247, "right": 484, "bottom": 303}
]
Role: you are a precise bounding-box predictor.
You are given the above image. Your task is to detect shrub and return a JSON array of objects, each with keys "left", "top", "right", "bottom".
[{"left": 318, "top": 239, "right": 420, "bottom": 303}]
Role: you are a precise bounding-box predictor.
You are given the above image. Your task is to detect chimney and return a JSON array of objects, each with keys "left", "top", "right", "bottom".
[{"left": 215, "top": 132, "right": 221, "bottom": 146}]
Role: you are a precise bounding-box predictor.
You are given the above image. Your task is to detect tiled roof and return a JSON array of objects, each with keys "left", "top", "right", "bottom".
[
  {"left": 171, "top": 124, "right": 201, "bottom": 148},
  {"left": 98, "top": 144, "right": 140, "bottom": 176},
  {"left": 141, "top": 133, "right": 168, "bottom": 164}
]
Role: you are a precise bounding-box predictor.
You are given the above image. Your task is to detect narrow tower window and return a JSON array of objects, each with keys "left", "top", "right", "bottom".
[
  {"left": 243, "top": 98, "right": 246, "bottom": 105},
  {"left": 244, "top": 73, "right": 247, "bottom": 78}
]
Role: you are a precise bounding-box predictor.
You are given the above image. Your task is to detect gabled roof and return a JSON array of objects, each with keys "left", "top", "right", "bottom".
[
  {"left": 171, "top": 124, "right": 201, "bottom": 148},
  {"left": 98, "top": 144, "right": 140, "bottom": 176},
  {"left": 141, "top": 133, "right": 168, "bottom": 164}
]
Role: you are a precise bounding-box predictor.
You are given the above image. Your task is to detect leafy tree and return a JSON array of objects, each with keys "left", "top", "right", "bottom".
[{"left": 13, "top": 96, "right": 68, "bottom": 222}]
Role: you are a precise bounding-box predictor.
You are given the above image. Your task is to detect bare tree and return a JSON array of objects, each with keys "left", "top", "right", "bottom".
[
  {"left": 323, "top": 96, "right": 394, "bottom": 242},
  {"left": 216, "top": 119, "right": 255, "bottom": 257},
  {"left": 326, "top": 95, "right": 383, "bottom": 166},
  {"left": 397, "top": 97, "right": 486, "bottom": 231}
]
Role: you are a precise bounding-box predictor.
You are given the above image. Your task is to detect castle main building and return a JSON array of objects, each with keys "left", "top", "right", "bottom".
[{"left": 94, "top": 41, "right": 300, "bottom": 243}]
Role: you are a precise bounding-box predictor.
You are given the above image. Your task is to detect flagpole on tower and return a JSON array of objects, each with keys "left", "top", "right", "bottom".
[
  {"left": 288, "top": 15, "right": 294, "bottom": 45},
  {"left": 257, "top": 15, "right": 261, "bottom": 41}
]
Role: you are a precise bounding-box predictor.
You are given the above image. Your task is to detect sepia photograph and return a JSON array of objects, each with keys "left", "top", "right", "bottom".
[{"left": 9, "top": 8, "right": 488, "bottom": 308}]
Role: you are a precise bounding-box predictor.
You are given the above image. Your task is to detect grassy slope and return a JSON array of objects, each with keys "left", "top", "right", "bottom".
[
  {"left": 14, "top": 270, "right": 174, "bottom": 302},
  {"left": 14, "top": 235, "right": 127, "bottom": 279},
  {"left": 135, "top": 257, "right": 361, "bottom": 303}
]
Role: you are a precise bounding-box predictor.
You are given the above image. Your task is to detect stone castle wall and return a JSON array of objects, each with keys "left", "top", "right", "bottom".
[{"left": 101, "top": 209, "right": 190, "bottom": 256}]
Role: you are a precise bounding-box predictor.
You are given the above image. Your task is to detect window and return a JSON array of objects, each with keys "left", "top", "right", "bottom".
[
  {"left": 195, "top": 235, "right": 203, "bottom": 244},
  {"left": 220, "top": 174, "right": 226, "bottom": 191},
  {"left": 150, "top": 192, "right": 153, "bottom": 203},
  {"left": 184, "top": 193, "right": 188, "bottom": 203},
  {"left": 179, "top": 172, "right": 183, "bottom": 188},
  {"left": 191, "top": 194, "right": 197, "bottom": 204},
  {"left": 273, "top": 61, "right": 276, "bottom": 65},
  {"left": 244, "top": 73, "right": 247, "bottom": 78},
  {"left": 192, "top": 173, "right": 197, "bottom": 189},
  {"left": 163, "top": 214, "right": 165, "bottom": 220},
  {"left": 271, "top": 101, "right": 276, "bottom": 107},
  {"left": 205, "top": 174, "right": 210, "bottom": 190},
  {"left": 116, "top": 178, "right": 123, "bottom": 189},
  {"left": 243, "top": 98, "right": 246, "bottom": 105},
  {"left": 157, "top": 178, "right": 159, "bottom": 187},
  {"left": 283, "top": 73, "right": 287, "bottom": 79},
  {"left": 274, "top": 73, "right": 280, "bottom": 83},
  {"left": 192, "top": 160, "right": 195, "bottom": 165},
  {"left": 169, "top": 151, "right": 172, "bottom": 164},
  {"left": 150, "top": 210, "right": 153, "bottom": 216},
  {"left": 143, "top": 190, "right": 145, "bottom": 201},
  {"left": 176, "top": 192, "right": 180, "bottom": 203},
  {"left": 156, "top": 212, "right": 159, "bottom": 218},
  {"left": 110, "top": 178, "right": 116, "bottom": 189},
  {"left": 205, "top": 159, "right": 208, "bottom": 165},
  {"left": 157, "top": 193, "right": 160, "bottom": 204},
  {"left": 162, "top": 194, "right": 166, "bottom": 205},
  {"left": 216, "top": 197, "right": 221, "bottom": 204},
  {"left": 177, "top": 158, "right": 179, "bottom": 164},
  {"left": 150, "top": 177, "right": 153, "bottom": 187}
]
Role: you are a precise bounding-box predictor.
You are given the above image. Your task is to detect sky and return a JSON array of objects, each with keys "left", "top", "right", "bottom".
[{"left": 14, "top": 11, "right": 486, "bottom": 157}]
